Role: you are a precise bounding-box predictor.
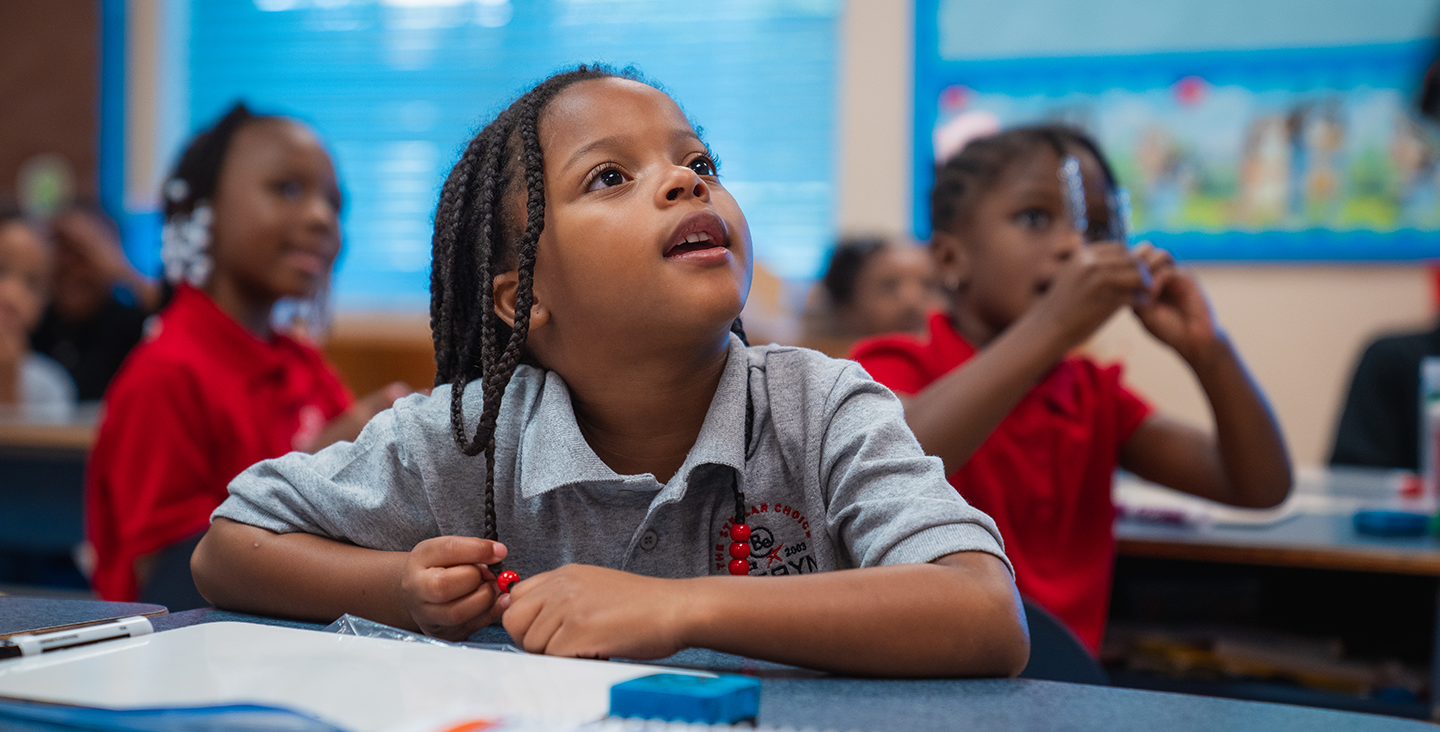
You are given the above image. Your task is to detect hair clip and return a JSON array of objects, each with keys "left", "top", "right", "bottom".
[{"left": 164, "top": 178, "right": 190, "bottom": 204}]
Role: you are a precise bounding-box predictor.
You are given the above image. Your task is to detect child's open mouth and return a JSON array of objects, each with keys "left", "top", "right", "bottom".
[
  {"left": 664, "top": 212, "right": 729, "bottom": 260},
  {"left": 666, "top": 230, "right": 721, "bottom": 257}
]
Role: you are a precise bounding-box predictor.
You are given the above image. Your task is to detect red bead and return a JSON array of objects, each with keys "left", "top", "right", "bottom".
[
  {"left": 497, "top": 570, "right": 519, "bottom": 594},
  {"left": 728, "top": 541, "right": 750, "bottom": 559},
  {"left": 729, "top": 524, "right": 751, "bottom": 542},
  {"left": 728, "top": 559, "right": 750, "bottom": 576}
]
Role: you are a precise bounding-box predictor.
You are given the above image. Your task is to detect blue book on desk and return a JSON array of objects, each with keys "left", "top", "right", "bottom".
[{"left": 0, "top": 597, "right": 167, "bottom": 640}]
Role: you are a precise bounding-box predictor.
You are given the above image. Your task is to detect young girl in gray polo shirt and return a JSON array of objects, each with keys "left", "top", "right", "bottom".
[{"left": 192, "top": 66, "right": 1029, "bottom": 677}]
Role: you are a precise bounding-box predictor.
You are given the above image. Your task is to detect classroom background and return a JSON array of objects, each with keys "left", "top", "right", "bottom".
[
  {"left": 2, "top": 0, "right": 1437, "bottom": 470},
  {"left": 4, "top": 0, "right": 1440, "bottom": 723}
]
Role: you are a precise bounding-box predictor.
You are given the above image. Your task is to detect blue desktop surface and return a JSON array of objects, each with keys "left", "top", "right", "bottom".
[{"left": 136, "top": 608, "right": 1431, "bottom": 732}]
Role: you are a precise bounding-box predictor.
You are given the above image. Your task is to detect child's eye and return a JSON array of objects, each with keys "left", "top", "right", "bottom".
[
  {"left": 275, "top": 180, "right": 304, "bottom": 199},
  {"left": 586, "top": 167, "right": 628, "bottom": 192},
  {"left": 1014, "top": 208, "right": 1052, "bottom": 230},
  {"left": 688, "top": 155, "right": 718, "bottom": 177}
]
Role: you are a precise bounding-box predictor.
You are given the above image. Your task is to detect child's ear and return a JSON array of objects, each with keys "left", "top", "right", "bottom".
[
  {"left": 492, "top": 271, "right": 550, "bottom": 330},
  {"left": 930, "top": 231, "right": 970, "bottom": 292}
]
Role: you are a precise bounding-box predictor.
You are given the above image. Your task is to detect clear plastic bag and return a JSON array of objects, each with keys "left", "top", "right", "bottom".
[{"left": 323, "top": 614, "right": 522, "bottom": 653}]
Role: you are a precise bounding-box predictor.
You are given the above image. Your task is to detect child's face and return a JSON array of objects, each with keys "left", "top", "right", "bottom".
[
  {"left": 840, "top": 244, "right": 941, "bottom": 337},
  {"left": 208, "top": 119, "right": 342, "bottom": 304},
  {"left": 935, "top": 147, "right": 1111, "bottom": 343},
  {"left": 527, "top": 78, "right": 752, "bottom": 351},
  {"left": 0, "top": 221, "right": 52, "bottom": 337}
]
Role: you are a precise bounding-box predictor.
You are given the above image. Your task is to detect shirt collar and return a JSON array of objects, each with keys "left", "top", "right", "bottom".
[
  {"left": 164, "top": 285, "right": 294, "bottom": 378},
  {"left": 516, "top": 334, "right": 750, "bottom": 500}
]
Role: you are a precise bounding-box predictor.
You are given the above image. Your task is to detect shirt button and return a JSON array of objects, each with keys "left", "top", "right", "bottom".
[{"left": 639, "top": 529, "right": 659, "bottom": 551}]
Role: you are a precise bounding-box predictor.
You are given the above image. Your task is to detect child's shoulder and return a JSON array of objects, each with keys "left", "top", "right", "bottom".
[{"left": 742, "top": 341, "right": 887, "bottom": 404}]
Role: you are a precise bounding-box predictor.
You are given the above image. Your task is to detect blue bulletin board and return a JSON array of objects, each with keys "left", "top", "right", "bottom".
[{"left": 915, "top": 0, "right": 1440, "bottom": 261}]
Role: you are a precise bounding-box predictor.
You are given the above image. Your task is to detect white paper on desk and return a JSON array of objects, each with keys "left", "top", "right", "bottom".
[
  {"left": 1113, "top": 478, "right": 1297, "bottom": 527},
  {"left": 0, "top": 622, "right": 708, "bottom": 732}
]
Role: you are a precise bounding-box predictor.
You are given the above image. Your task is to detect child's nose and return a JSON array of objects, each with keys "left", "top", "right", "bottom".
[
  {"left": 660, "top": 166, "right": 709, "bottom": 204},
  {"left": 304, "top": 194, "right": 339, "bottom": 231},
  {"left": 1054, "top": 227, "right": 1084, "bottom": 261}
]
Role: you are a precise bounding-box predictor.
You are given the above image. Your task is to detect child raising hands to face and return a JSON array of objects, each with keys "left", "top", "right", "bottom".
[
  {"left": 192, "top": 67, "right": 1029, "bottom": 677},
  {"left": 852, "top": 126, "right": 1292, "bottom": 653},
  {"left": 0, "top": 213, "right": 76, "bottom": 411}
]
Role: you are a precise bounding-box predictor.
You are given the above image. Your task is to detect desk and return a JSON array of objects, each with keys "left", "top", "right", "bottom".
[
  {"left": 0, "top": 404, "right": 98, "bottom": 566},
  {"left": 1113, "top": 467, "right": 1440, "bottom": 720},
  {"left": 126, "top": 607, "right": 1431, "bottom": 732}
]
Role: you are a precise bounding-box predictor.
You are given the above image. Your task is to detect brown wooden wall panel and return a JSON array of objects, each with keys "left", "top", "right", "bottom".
[
  {"left": 0, "top": 0, "right": 99, "bottom": 202},
  {"left": 322, "top": 317, "right": 437, "bottom": 397}
]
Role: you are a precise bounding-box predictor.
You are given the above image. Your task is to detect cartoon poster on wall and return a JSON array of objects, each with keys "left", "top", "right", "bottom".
[{"left": 915, "top": 17, "right": 1440, "bottom": 260}]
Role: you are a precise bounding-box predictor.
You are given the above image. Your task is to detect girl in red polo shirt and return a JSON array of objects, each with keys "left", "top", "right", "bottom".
[
  {"left": 86, "top": 105, "right": 410, "bottom": 603},
  {"left": 851, "top": 125, "right": 1293, "bottom": 654}
]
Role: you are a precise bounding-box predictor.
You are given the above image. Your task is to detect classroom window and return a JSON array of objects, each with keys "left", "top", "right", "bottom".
[{"left": 174, "top": 0, "right": 838, "bottom": 310}]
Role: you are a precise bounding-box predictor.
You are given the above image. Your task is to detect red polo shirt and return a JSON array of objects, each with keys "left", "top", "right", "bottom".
[
  {"left": 851, "top": 312, "right": 1151, "bottom": 653},
  {"left": 86, "top": 285, "right": 353, "bottom": 602}
]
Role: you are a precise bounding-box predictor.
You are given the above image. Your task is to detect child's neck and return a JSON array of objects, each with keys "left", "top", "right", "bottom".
[
  {"left": 560, "top": 336, "right": 731, "bottom": 485},
  {"left": 949, "top": 305, "right": 1003, "bottom": 350},
  {"left": 204, "top": 278, "right": 276, "bottom": 340}
]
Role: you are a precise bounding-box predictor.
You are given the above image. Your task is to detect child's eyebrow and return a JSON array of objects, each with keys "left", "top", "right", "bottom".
[{"left": 559, "top": 129, "right": 704, "bottom": 175}]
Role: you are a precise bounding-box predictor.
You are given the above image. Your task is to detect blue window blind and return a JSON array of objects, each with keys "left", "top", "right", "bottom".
[{"left": 185, "top": 0, "right": 838, "bottom": 310}]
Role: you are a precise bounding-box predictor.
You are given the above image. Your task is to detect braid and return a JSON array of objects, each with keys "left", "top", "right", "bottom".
[
  {"left": 931, "top": 123, "right": 1116, "bottom": 235},
  {"left": 430, "top": 64, "right": 645, "bottom": 546}
]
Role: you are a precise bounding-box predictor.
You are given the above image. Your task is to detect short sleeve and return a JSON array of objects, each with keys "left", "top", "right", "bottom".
[
  {"left": 214, "top": 391, "right": 444, "bottom": 552},
  {"left": 1109, "top": 364, "right": 1154, "bottom": 445},
  {"left": 816, "top": 362, "right": 1011, "bottom": 573},
  {"left": 21, "top": 353, "right": 77, "bottom": 409},
  {"left": 848, "top": 337, "right": 931, "bottom": 396}
]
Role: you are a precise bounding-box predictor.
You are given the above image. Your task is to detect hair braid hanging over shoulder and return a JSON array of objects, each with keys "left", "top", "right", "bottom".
[{"left": 429, "top": 64, "right": 640, "bottom": 547}]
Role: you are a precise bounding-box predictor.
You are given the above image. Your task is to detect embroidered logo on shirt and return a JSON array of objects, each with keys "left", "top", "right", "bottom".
[
  {"left": 291, "top": 404, "right": 326, "bottom": 451},
  {"left": 714, "top": 502, "right": 818, "bottom": 576}
]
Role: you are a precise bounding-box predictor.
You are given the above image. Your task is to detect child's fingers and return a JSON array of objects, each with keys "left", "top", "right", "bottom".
[
  {"left": 498, "top": 571, "right": 557, "bottom": 651},
  {"left": 412, "top": 535, "right": 507, "bottom": 569},
  {"left": 410, "top": 563, "right": 486, "bottom": 603},
  {"left": 421, "top": 581, "right": 501, "bottom": 634},
  {"left": 420, "top": 582, "right": 504, "bottom": 639}
]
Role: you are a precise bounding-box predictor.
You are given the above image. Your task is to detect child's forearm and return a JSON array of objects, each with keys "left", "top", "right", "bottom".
[
  {"left": 192, "top": 518, "right": 415, "bottom": 629},
  {"left": 1187, "top": 334, "right": 1292, "bottom": 507},
  {"left": 679, "top": 552, "right": 1028, "bottom": 677},
  {"left": 904, "top": 314, "right": 1074, "bottom": 474}
]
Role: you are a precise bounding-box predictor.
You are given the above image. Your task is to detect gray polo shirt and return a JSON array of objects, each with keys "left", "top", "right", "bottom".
[{"left": 215, "top": 336, "right": 1010, "bottom": 580}]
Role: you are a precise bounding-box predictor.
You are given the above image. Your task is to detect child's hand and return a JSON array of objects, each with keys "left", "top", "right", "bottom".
[
  {"left": 500, "top": 564, "right": 687, "bottom": 660},
  {"left": 400, "top": 536, "right": 508, "bottom": 641},
  {"left": 1031, "top": 241, "right": 1149, "bottom": 349},
  {"left": 1129, "top": 243, "right": 1223, "bottom": 364}
]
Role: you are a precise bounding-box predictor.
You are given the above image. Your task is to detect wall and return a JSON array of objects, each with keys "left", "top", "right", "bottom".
[
  {"left": 836, "top": 0, "right": 1438, "bottom": 467},
  {"left": 122, "top": 0, "right": 1436, "bottom": 466},
  {"left": 0, "top": 1, "right": 99, "bottom": 203}
]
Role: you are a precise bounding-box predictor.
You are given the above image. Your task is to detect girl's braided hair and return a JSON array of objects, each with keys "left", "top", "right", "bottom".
[
  {"left": 930, "top": 124, "right": 1118, "bottom": 236},
  {"left": 430, "top": 64, "right": 749, "bottom": 547}
]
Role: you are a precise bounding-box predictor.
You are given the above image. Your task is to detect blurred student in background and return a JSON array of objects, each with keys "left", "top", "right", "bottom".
[
  {"left": 86, "top": 104, "right": 412, "bottom": 605},
  {"left": 30, "top": 205, "right": 159, "bottom": 401},
  {"left": 0, "top": 208, "right": 76, "bottom": 412},
  {"left": 1330, "top": 320, "right": 1440, "bottom": 471},
  {"left": 801, "top": 235, "right": 942, "bottom": 356},
  {"left": 852, "top": 126, "right": 1292, "bottom": 654}
]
